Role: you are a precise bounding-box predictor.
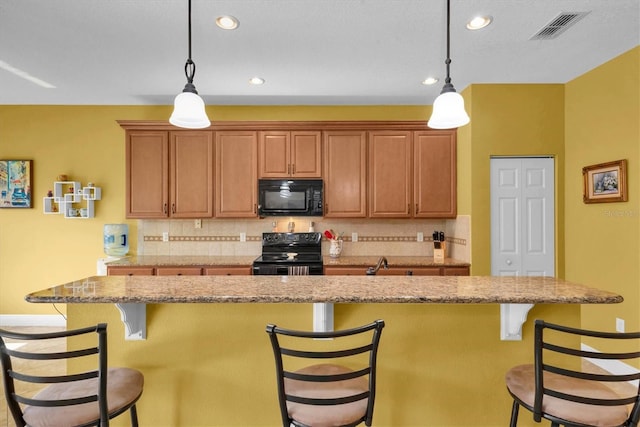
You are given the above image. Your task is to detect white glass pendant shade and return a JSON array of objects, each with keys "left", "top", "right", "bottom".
[
  {"left": 169, "top": 91, "right": 211, "bottom": 129},
  {"left": 428, "top": 91, "right": 470, "bottom": 129}
]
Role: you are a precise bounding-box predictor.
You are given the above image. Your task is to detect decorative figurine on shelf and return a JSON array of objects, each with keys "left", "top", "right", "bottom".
[{"left": 47, "top": 190, "right": 53, "bottom": 197}]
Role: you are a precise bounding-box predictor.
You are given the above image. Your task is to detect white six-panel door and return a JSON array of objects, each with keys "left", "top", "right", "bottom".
[
  {"left": 491, "top": 157, "right": 555, "bottom": 340},
  {"left": 491, "top": 157, "right": 555, "bottom": 276}
]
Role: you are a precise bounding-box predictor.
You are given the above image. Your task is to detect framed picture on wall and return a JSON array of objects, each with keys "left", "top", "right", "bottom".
[
  {"left": 582, "top": 159, "right": 627, "bottom": 204},
  {"left": 0, "top": 160, "right": 33, "bottom": 208}
]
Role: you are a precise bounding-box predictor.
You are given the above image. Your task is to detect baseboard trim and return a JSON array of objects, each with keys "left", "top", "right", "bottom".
[
  {"left": 0, "top": 314, "right": 66, "bottom": 327},
  {"left": 582, "top": 343, "right": 639, "bottom": 387}
]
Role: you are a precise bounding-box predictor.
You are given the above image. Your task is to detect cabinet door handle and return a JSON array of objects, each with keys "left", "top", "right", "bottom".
[
  {"left": 172, "top": 203, "right": 176, "bottom": 214},
  {"left": 407, "top": 204, "right": 410, "bottom": 214},
  {"left": 292, "top": 164, "right": 295, "bottom": 175},
  {"left": 254, "top": 204, "right": 257, "bottom": 214},
  {"left": 163, "top": 203, "right": 168, "bottom": 214},
  {"left": 415, "top": 204, "right": 418, "bottom": 215},
  {"left": 287, "top": 164, "right": 291, "bottom": 175}
]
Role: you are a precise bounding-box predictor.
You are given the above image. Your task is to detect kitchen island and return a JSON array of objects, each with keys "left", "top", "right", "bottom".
[{"left": 25, "top": 276, "right": 622, "bottom": 427}]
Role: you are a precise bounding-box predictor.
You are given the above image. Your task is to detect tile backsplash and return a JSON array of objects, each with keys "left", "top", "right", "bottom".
[{"left": 138, "top": 216, "right": 470, "bottom": 262}]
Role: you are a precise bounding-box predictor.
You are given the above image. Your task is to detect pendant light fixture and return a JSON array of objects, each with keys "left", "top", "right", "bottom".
[
  {"left": 428, "top": 0, "right": 470, "bottom": 129},
  {"left": 169, "top": 0, "right": 211, "bottom": 129}
]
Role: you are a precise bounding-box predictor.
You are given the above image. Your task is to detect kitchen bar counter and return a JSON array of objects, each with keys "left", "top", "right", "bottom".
[
  {"left": 26, "top": 275, "right": 622, "bottom": 342},
  {"left": 26, "top": 275, "right": 620, "bottom": 305}
]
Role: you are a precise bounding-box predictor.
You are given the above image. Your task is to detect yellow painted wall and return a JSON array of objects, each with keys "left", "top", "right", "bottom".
[
  {"left": 68, "top": 302, "right": 579, "bottom": 426},
  {"left": 0, "top": 105, "right": 431, "bottom": 315},
  {"left": 565, "top": 47, "right": 640, "bottom": 350},
  {"left": 465, "top": 84, "right": 566, "bottom": 277}
]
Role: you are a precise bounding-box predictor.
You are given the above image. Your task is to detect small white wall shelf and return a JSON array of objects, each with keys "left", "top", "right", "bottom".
[{"left": 43, "top": 181, "right": 101, "bottom": 218}]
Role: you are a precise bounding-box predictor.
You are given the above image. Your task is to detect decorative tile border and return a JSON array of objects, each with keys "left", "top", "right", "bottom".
[
  {"left": 144, "top": 235, "right": 261, "bottom": 242},
  {"left": 144, "top": 235, "right": 466, "bottom": 245}
]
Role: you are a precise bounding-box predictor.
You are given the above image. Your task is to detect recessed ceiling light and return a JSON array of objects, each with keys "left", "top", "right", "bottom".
[
  {"left": 216, "top": 15, "right": 239, "bottom": 30},
  {"left": 466, "top": 15, "right": 492, "bottom": 30},
  {"left": 249, "top": 77, "right": 265, "bottom": 85},
  {"left": 421, "top": 77, "right": 439, "bottom": 85}
]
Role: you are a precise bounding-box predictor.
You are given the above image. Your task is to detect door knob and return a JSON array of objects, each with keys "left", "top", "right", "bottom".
[{"left": 506, "top": 259, "right": 512, "bottom": 265}]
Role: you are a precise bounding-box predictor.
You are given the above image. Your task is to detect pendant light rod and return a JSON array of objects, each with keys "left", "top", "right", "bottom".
[
  {"left": 169, "top": 0, "right": 211, "bottom": 129},
  {"left": 444, "top": 0, "right": 452, "bottom": 88},
  {"left": 184, "top": 0, "right": 196, "bottom": 91},
  {"left": 427, "top": 0, "right": 470, "bottom": 129}
]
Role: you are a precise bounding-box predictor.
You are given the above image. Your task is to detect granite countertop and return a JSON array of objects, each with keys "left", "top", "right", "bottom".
[
  {"left": 106, "top": 255, "right": 470, "bottom": 268},
  {"left": 26, "top": 275, "right": 622, "bottom": 305},
  {"left": 106, "top": 255, "right": 258, "bottom": 267},
  {"left": 324, "top": 256, "right": 469, "bottom": 267}
]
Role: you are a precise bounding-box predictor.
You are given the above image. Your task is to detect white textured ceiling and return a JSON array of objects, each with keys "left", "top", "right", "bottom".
[{"left": 0, "top": 0, "right": 638, "bottom": 106}]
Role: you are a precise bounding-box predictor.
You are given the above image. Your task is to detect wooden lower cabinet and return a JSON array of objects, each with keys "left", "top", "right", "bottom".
[
  {"left": 380, "top": 267, "right": 441, "bottom": 276},
  {"left": 324, "top": 265, "right": 469, "bottom": 276},
  {"left": 442, "top": 266, "right": 470, "bottom": 276},
  {"left": 107, "top": 266, "right": 155, "bottom": 276},
  {"left": 156, "top": 267, "right": 203, "bottom": 276},
  {"left": 204, "top": 266, "right": 252, "bottom": 275},
  {"left": 107, "top": 265, "right": 252, "bottom": 276}
]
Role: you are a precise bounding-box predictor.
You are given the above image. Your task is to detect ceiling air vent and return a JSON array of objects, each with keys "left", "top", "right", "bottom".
[{"left": 530, "top": 11, "right": 590, "bottom": 40}]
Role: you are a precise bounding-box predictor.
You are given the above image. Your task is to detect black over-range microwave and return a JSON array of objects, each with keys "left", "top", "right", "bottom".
[{"left": 257, "top": 179, "right": 323, "bottom": 216}]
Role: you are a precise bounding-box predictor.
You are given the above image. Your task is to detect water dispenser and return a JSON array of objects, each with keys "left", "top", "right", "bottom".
[{"left": 103, "top": 224, "right": 129, "bottom": 256}]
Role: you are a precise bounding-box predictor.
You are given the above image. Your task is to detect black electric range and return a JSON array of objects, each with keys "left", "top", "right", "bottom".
[{"left": 252, "top": 232, "right": 323, "bottom": 275}]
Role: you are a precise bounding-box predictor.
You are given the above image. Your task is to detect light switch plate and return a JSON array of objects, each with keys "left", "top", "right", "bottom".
[
  {"left": 351, "top": 232, "right": 358, "bottom": 242},
  {"left": 616, "top": 317, "right": 625, "bottom": 333},
  {"left": 194, "top": 219, "right": 201, "bottom": 229},
  {"left": 162, "top": 232, "right": 169, "bottom": 242},
  {"left": 240, "top": 232, "right": 246, "bottom": 242},
  {"left": 417, "top": 232, "right": 424, "bottom": 242}
]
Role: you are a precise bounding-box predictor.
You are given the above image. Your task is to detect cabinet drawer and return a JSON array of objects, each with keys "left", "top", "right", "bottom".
[
  {"left": 156, "top": 267, "right": 203, "bottom": 276},
  {"left": 323, "top": 267, "right": 367, "bottom": 276},
  {"left": 442, "top": 266, "right": 470, "bottom": 276},
  {"left": 204, "top": 266, "right": 251, "bottom": 275},
  {"left": 107, "top": 266, "right": 155, "bottom": 276},
  {"left": 389, "top": 267, "right": 441, "bottom": 276}
]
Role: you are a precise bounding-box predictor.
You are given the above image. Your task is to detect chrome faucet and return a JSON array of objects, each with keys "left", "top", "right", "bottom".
[{"left": 366, "top": 257, "right": 389, "bottom": 275}]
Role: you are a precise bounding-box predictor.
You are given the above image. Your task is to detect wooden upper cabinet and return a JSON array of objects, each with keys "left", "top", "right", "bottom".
[
  {"left": 368, "top": 131, "right": 413, "bottom": 218},
  {"left": 215, "top": 131, "right": 258, "bottom": 217},
  {"left": 120, "top": 121, "right": 456, "bottom": 220},
  {"left": 170, "top": 132, "right": 214, "bottom": 218},
  {"left": 414, "top": 131, "right": 457, "bottom": 218},
  {"left": 291, "top": 132, "right": 322, "bottom": 177},
  {"left": 126, "top": 131, "right": 169, "bottom": 218},
  {"left": 323, "top": 131, "right": 367, "bottom": 217},
  {"left": 259, "top": 131, "right": 321, "bottom": 178},
  {"left": 126, "top": 130, "right": 213, "bottom": 218}
]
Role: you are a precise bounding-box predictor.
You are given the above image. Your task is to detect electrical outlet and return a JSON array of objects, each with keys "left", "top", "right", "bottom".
[
  {"left": 616, "top": 318, "right": 625, "bottom": 333},
  {"left": 417, "top": 232, "right": 424, "bottom": 242},
  {"left": 162, "top": 232, "right": 169, "bottom": 242},
  {"left": 240, "top": 232, "right": 246, "bottom": 242},
  {"left": 351, "top": 232, "right": 358, "bottom": 243},
  {"left": 194, "top": 219, "right": 201, "bottom": 229}
]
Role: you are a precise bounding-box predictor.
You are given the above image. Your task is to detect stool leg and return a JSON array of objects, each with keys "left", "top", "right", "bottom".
[
  {"left": 509, "top": 400, "right": 519, "bottom": 427},
  {"left": 130, "top": 404, "right": 139, "bottom": 427}
]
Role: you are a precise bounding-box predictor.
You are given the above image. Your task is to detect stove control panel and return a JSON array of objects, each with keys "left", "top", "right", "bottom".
[{"left": 262, "top": 232, "right": 321, "bottom": 246}]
